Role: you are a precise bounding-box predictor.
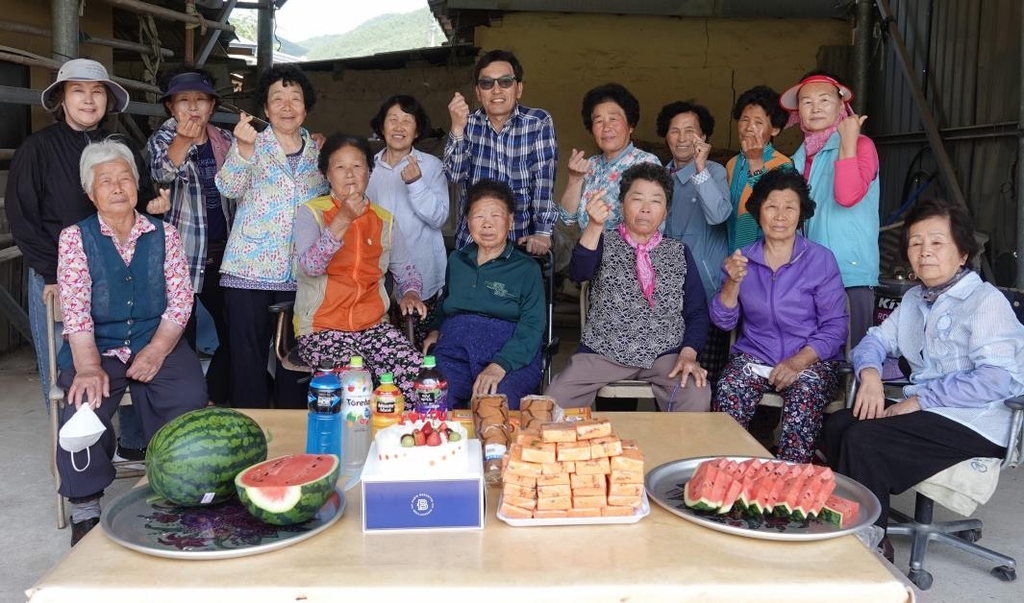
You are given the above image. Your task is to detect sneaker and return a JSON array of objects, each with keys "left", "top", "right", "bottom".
[
  {"left": 115, "top": 441, "right": 146, "bottom": 461},
  {"left": 70, "top": 516, "right": 99, "bottom": 547},
  {"left": 113, "top": 442, "right": 147, "bottom": 472}
]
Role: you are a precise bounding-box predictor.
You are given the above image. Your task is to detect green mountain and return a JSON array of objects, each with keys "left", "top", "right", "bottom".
[{"left": 299, "top": 7, "right": 442, "bottom": 60}]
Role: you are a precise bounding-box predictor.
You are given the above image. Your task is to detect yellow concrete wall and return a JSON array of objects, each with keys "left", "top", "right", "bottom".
[
  {"left": 302, "top": 64, "right": 473, "bottom": 144},
  {"left": 1, "top": 1, "right": 114, "bottom": 130},
  {"left": 473, "top": 12, "right": 850, "bottom": 163}
]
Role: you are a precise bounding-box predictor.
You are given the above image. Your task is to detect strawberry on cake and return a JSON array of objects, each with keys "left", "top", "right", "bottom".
[{"left": 373, "top": 411, "right": 468, "bottom": 471}]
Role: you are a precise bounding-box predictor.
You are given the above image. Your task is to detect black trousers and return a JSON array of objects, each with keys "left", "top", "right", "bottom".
[
  {"left": 184, "top": 240, "right": 230, "bottom": 405},
  {"left": 223, "top": 287, "right": 306, "bottom": 409},
  {"left": 56, "top": 339, "right": 207, "bottom": 500},
  {"left": 823, "top": 408, "right": 1005, "bottom": 528}
]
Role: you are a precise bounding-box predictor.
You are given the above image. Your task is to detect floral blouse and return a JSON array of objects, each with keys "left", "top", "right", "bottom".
[
  {"left": 558, "top": 143, "right": 662, "bottom": 230},
  {"left": 58, "top": 211, "right": 193, "bottom": 363}
]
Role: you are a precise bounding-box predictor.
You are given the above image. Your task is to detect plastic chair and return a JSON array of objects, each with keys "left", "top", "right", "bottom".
[{"left": 47, "top": 296, "right": 142, "bottom": 529}]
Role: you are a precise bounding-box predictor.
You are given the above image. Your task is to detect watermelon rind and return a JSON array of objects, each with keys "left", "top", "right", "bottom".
[
  {"left": 236, "top": 454, "right": 340, "bottom": 526},
  {"left": 146, "top": 408, "right": 268, "bottom": 506}
]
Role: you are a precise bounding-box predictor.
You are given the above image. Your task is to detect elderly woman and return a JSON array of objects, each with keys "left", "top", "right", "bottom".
[
  {"left": 558, "top": 83, "right": 661, "bottom": 231},
  {"left": 216, "top": 65, "right": 328, "bottom": 409},
  {"left": 712, "top": 169, "right": 848, "bottom": 463},
  {"left": 423, "top": 179, "right": 545, "bottom": 410},
  {"left": 365, "top": 94, "right": 448, "bottom": 346},
  {"left": 6, "top": 58, "right": 165, "bottom": 460},
  {"left": 780, "top": 71, "right": 879, "bottom": 348},
  {"left": 147, "top": 66, "right": 235, "bottom": 405},
  {"left": 545, "top": 163, "right": 711, "bottom": 411},
  {"left": 725, "top": 86, "right": 793, "bottom": 251},
  {"left": 55, "top": 140, "right": 207, "bottom": 545},
  {"left": 294, "top": 134, "right": 426, "bottom": 402},
  {"left": 824, "top": 198, "right": 1024, "bottom": 556}
]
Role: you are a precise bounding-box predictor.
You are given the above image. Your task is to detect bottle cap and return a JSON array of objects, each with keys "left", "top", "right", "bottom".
[
  {"left": 380, "top": 373, "right": 394, "bottom": 384},
  {"left": 423, "top": 355, "right": 436, "bottom": 368},
  {"left": 349, "top": 356, "right": 364, "bottom": 368}
]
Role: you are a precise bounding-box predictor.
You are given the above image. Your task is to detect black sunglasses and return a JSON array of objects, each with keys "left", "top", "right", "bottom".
[{"left": 477, "top": 76, "right": 517, "bottom": 90}]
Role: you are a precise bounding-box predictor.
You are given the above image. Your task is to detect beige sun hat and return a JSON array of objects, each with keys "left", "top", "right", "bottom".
[{"left": 40, "top": 58, "right": 130, "bottom": 113}]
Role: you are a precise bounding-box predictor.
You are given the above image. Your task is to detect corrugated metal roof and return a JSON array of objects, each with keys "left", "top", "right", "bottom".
[{"left": 867, "top": 0, "right": 1021, "bottom": 284}]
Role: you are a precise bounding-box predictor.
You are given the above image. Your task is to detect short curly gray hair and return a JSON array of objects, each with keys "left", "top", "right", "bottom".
[{"left": 80, "top": 139, "right": 138, "bottom": 195}]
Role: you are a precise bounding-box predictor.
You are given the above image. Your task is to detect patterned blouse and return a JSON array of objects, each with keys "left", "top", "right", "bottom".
[
  {"left": 58, "top": 211, "right": 193, "bottom": 363},
  {"left": 558, "top": 143, "right": 662, "bottom": 230}
]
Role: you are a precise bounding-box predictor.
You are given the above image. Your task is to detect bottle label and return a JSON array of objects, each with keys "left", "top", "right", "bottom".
[
  {"left": 413, "top": 380, "right": 449, "bottom": 413},
  {"left": 309, "top": 387, "right": 340, "bottom": 413},
  {"left": 375, "top": 397, "right": 398, "bottom": 414},
  {"left": 483, "top": 443, "right": 508, "bottom": 462}
]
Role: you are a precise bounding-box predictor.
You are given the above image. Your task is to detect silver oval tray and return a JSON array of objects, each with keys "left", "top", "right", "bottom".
[
  {"left": 101, "top": 485, "right": 345, "bottom": 559},
  {"left": 645, "top": 456, "right": 880, "bottom": 542}
]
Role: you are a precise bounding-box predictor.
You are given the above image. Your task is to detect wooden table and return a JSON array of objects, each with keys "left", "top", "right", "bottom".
[{"left": 26, "top": 411, "right": 913, "bottom": 603}]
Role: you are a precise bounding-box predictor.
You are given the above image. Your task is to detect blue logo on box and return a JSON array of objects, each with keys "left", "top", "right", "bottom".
[{"left": 411, "top": 493, "right": 435, "bottom": 516}]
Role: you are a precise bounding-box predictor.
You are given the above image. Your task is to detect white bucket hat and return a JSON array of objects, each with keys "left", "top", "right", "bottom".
[{"left": 41, "top": 58, "right": 130, "bottom": 114}]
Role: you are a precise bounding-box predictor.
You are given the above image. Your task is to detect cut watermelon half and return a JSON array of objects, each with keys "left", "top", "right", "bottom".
[{"left": 236, "top": 454, "right": 340, "bottom": 525}]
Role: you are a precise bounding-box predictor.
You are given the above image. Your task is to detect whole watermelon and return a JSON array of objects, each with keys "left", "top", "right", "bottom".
[
  {"left": 236, "top": 454, "right": 339, "bottom": 525},
  {"left": 146, "top": 407, "right": 267, "bottom": 506}
]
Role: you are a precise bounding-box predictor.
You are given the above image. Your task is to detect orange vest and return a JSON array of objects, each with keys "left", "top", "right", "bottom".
[{"left": 294, "top": 196, "right": 394, "bottom": 335}]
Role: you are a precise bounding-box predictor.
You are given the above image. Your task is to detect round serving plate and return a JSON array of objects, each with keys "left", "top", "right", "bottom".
[
  {"left": 645, "top": 456, "right": 880, "bottom": 542},
  {"left": 101, "top": 485, "right": 345, "bottom": 559}
]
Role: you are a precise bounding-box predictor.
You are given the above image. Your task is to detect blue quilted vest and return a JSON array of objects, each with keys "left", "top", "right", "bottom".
[{"left": 57, "top": 214, "right": 166, "bottom": 369}]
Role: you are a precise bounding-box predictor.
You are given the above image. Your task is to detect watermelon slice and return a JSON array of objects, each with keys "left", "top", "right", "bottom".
[
  {"left": 806, "top": 466, "right": 838, "bottom": 518},
  {"left": 684, "top": 461, "right": 722, "bottom": 512},
  {"left": 714, "top": 460, "right": 746, "bottom": 514},
  {"left": 236, "top": 454, "right": 340, "bottom": 525},
  {"left": 763, "top": 463, "right": 802, "bottom": 514},
  {"left": 775, "top": 464, "right": 817, "bottom": 518},
  {"left": 735, "top": 460, "right": 772, "bottom": 513},
  {"left": 820, "top": 494, "right": 860, "bottom": 528}
]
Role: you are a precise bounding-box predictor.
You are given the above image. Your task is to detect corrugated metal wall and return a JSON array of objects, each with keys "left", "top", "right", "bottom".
[{"left": 867, "top": 0, "right": 1021, "bottom": 284}]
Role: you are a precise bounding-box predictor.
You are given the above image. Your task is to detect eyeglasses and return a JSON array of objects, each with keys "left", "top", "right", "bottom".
[{"left": 477, "top": 76, "right": 517, "bottom": 90}]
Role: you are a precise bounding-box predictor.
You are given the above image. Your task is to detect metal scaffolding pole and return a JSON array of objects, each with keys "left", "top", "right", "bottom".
[
  {"left": 852, "top": 0, "right": 872, "bottom": 115},
  {"left": 875, "top": 0, "right": 967, "bottom": 210},
  {"left": 1017, "top": 4, "right": 1024, "bottom": 288},
  {"left": 95, "top": 0, "right": 235, "bottom": 33},
  {"left": 0, "top": 20, "right": 173, "bottom": 58},
  {"left": 196, "top": 0, "right": 238, "bottom": 67},
  {"left": 0, "top": 51, "right": 161, "bottom": 95},
  {"left": 256, "top": 5, "right": 273, "bottom": 76},
  {"left": 51, "top": 0, "right": 79, "bottom": 61}
]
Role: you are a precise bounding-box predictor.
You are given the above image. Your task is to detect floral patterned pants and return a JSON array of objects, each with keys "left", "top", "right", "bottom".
[
  {"left": 297, "top": 322, "right": 423, "bottom": 408},
  {"left": 713, "top": 352, "right": 840, "bottom": 463}
]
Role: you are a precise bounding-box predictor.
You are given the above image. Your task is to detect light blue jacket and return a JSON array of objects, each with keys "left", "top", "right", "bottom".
[
  {"left": 663, "top": 159, "right": 730, "bottom": 303},
  {"left": 215, "top": 127, "right": 327, "bottom": 283},
  {"left": 852, "top": 272, "right": 1024, "bottom": 446},
  {"left": 792, "top": 131, "right": 879, "bottom": 288}
]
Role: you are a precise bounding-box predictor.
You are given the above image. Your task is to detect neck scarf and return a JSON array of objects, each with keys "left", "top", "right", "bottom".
[
  {"left": 617, "top": 223, "right": 661, "bottom": 308},
  {"left": 920, "top": 266, "right": 970, "bottom": 304},
  {"left": 798, "top": 108, "right": 848, "bottom": 157}
]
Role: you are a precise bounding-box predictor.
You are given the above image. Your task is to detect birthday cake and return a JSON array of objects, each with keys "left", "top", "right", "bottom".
[{"left": 373, "top": 411, "right": 468, "bottom": 470}]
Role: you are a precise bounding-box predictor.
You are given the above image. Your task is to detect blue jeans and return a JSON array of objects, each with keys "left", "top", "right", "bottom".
[{"left": 29, "top": 268, "right": 145, "bottom": 448}]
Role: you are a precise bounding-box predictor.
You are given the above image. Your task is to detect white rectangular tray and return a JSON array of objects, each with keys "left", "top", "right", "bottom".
[{"left": 496, "top": 491, "right": 650, "bottom": 527}]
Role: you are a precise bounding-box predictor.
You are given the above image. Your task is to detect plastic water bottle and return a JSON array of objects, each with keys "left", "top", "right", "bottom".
[
  {"left": 338, "top": 356, "right": 373, "bottom": 476},
  {"left": 371, "top": 373, "right": 404, "bottom": 439},
  {"left": 306, "top": 366, "right": 342, "bottom": 460},
  {"left": 413, "top": 355, "right": 449, "bottom": 413}
]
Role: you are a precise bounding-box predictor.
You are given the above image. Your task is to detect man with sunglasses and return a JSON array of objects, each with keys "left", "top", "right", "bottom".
[{"left": 445, "top": 49, "right": 558, "bottom": 255}]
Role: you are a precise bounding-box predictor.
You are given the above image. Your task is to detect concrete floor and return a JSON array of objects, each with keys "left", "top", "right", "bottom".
[{"left": 2, "top": 340, "right": 1023, "bottom": 602}]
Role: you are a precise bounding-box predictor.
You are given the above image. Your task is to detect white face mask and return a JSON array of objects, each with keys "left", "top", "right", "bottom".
[{"left": 58, "top": 405, "right": 106, "bottom": 472}]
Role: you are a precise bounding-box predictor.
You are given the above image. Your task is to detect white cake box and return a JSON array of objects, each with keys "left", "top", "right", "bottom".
[{"left": 361, "top": 439, "right": 485, "bottom": 532}]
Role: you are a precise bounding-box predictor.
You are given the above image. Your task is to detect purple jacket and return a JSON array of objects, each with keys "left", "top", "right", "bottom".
[{"left": 711, "top": 235, "right": 848, "bottom": 365}]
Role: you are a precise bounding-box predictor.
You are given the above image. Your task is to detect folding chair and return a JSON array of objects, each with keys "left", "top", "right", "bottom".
[{"left": 47, "top": 296, "right": 142, "bottom": 529}]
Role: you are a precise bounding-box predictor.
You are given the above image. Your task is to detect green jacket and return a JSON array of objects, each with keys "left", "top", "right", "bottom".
[{"left": 433, "top": 242, "right": 545, "bottom": 371}]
